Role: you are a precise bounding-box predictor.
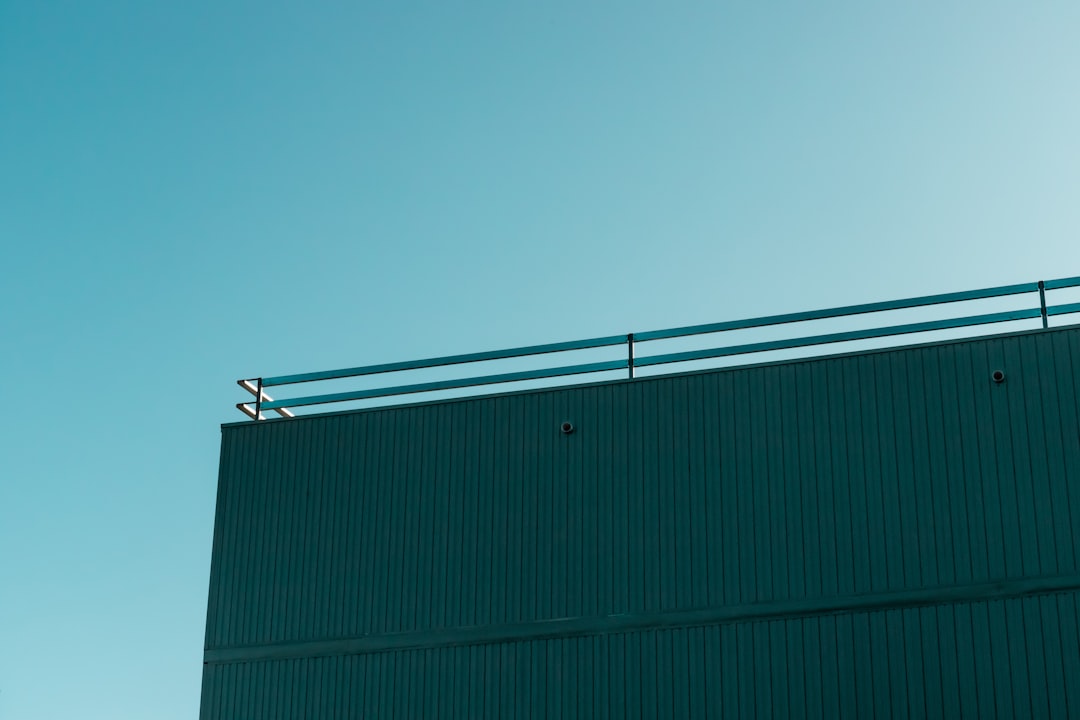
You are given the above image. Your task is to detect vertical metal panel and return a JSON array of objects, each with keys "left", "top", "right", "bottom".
[{"left": 202, "top": 326, "right": 1080, "bottom": 716}]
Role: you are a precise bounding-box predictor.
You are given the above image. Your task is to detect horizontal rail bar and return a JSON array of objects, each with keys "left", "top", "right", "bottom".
[
  {"left": 1047, "top": 301, "right": 1080, "bottom": 317},
  {"left": 1043, "top": 276, "right": 1080, "bottom": 291},
  {"left": 634, "top": 282, "right": 1038, "bottom": 342},
  {"left": 262, "top": 335, "right": 628, "bottom": 387},
  {"left": 261, "top": 359, "right": 627, "bottom": 410},
  {"left": 236, "top": 402, "right": 294, "bottom": 421},
  {"left": 634, "top": 308, "right": 1041, "bottom": 368}
]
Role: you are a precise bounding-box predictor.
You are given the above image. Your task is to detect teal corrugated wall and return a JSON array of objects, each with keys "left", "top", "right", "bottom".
[{"left": 201, "top": 327, "right": 1080, "bottom": 718}]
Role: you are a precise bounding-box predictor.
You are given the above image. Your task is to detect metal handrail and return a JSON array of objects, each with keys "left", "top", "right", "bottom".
[{"left": 237, "top": 275, "right": 1080, "bottom": 419}]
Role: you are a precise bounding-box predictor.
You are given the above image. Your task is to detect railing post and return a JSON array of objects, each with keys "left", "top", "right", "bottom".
[
  {"left": 627, "top": 333, "right": 635, "bottom": 379},
  {"left": 255, "top": 378, "right": 264, "bottom": 421},
  {"left": 1038, "top": 280, "right": 1048, "bottom": 329}
]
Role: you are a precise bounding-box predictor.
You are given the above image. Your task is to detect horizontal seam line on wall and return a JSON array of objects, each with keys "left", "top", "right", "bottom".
[{"left": 204, "top": 573, "right": 1080, "bottom": 664}]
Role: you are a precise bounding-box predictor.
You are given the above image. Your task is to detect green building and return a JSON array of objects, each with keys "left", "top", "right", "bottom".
[{"left": 200, "top": 279, "right": 1080, "bottom": 718}]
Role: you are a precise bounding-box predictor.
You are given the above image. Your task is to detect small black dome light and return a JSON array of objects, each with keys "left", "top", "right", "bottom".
[
  {"left": 992, "top": 370, "right": 1006, "bottom": 384},
  {"left": 560, "top": 421, "right": 575, "bottom": 434}
]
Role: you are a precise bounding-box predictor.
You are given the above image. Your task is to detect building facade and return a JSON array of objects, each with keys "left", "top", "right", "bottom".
[{"left": 201, "top": 326, "right": 1080, "bottom": 717}]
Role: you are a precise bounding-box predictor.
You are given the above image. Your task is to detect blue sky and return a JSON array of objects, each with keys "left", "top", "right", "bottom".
[{"left": 2, "top": 2, "right": 1079, "bottom": 717}]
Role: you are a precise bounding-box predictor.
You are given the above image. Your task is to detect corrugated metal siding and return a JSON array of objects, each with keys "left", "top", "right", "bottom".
[
  {"left": 202, "top": 326, "right": 1080, "bottom": 716},
  {"left": 201, "top": 591, "right": 1080, "bottom": 719}
]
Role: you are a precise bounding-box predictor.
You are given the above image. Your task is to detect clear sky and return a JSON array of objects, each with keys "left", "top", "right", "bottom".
[{"left": 2, "top": 2, "right": 1079, "bottom": 717}]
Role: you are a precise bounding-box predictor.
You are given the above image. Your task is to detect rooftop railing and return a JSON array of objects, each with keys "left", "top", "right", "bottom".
[{"left": 237, "top": 275, "right": 1080, "bottom": 420}]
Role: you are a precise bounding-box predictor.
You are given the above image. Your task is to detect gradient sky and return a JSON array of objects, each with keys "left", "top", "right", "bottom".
[{"left": 2, "top": 2, "right": 1080, "bottom": 718}]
